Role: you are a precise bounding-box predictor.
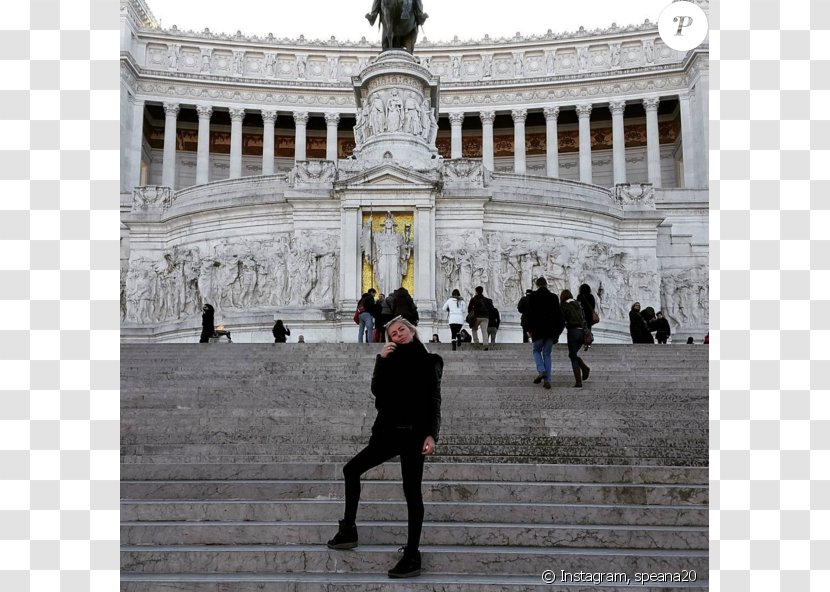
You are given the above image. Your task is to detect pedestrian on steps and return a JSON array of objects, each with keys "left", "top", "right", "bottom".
[
  {"left": 441, "top": 288, "right": 467, "bottom": 344},
  {"left": 525, "top": 277, "right": 564, "bottom": 390},
  {"left": 327, "top": 317, "right": 443, "bottom": 579},
  {"left": 560, "top": 290, "right": 590, "bottom": 388},
  {"left": 272, "top": 319, "right": 290, "bottom": 343}
]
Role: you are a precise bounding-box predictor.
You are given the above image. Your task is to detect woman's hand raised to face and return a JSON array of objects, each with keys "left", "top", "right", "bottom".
[{"left": 380, "top": 342, "right": 397, "bottom": 358}]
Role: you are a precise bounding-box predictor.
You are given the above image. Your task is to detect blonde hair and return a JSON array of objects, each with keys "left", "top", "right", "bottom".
[{"left": 384, "top": 316, "right": 421, "bottom": 342}]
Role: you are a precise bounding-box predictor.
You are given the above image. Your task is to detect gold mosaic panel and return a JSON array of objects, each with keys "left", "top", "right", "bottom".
[{"left": 361, "top": 211, "right": 415, "bottom": 296}]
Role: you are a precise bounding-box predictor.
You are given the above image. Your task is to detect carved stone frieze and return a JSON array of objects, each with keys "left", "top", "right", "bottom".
[
  {"left": 132, "top": 186, "right": 174, "bottom": 212},
  {"left": 613, "top": 183, "right": 655, "bottom": 207},
  {"left": 442, "top": 159, "right": 484, "bottom": 183},
  {"left": 290, "top": 160, "right": 336, "bottom": 185}
]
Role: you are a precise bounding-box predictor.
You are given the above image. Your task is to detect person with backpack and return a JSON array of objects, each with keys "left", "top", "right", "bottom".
[
  {"left": 467, "top": 286, "right": 491, "bottom": 344},
  {"left": 357, "top": 288, "right": 377, "bottom": 343}
]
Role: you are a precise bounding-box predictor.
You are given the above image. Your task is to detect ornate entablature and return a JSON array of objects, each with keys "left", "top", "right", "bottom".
[{"left": 122, "top": 0, "right": 707, "bottom": 109}]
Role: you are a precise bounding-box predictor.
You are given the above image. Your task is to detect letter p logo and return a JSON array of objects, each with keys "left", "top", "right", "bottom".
[
  {"left": 659, "top": 1, "right": 708, "bottom": 51},
  {"left": 673, "top": 15, "right": 694, "bottom": 36}
]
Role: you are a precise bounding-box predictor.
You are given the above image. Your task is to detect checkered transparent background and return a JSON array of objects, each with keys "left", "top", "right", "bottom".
[{"left": 0, "top": 0, "right": 827, "bottom": 589}]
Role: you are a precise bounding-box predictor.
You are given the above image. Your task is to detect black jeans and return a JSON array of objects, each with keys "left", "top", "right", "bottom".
[
  {"left": 449, "top": 323, "right": 462, "bottom": 341},
  {"left": 566, "top": 326, "right": 585, "bottom": 370},
  {"left": 343, "top": 427, "right": 426, "bottom": 550}
]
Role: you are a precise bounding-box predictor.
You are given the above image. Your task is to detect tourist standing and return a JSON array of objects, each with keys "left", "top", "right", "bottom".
[
  {"left": 441, "top": 289, "right": 467, "bottom": 344},
  {"left": 391, "top": 287, "right": 419, "bottom": 325},
  {"left": 379, "top": 292, "right": 395, "bottom": 342},
  {"left": 560, "top": 290, "right": 590, "bottom": 387},
  {"left": 468, "top": 286, "right": 491, "bottom": 344},
  {"left": 517, "top": 288, "right": 532, "bottom": 343},
  {"left": 327, "top": 317, "right": 443, "bottom": 579},
  {"left": 199, "top": 304, "right": 215, "bottom": 343},
  {"left": 372, "top": 293, "right": 386, "bottom": 342},
  {"left": 629, "top": 302, "right": 654, "bottom": 344},
  {"left": 272, "top": 319, "right": 291, "bottom": 343},
  {"left": 486, "top": 300, "right": 500, "bottom": 344},
  {"left": 525, "top": 278, "right": 564, "bottom": 390},
  {"left": 653, "top": 311, "right": 671, "bottom": 344},
  {"left": 358, "top": 289, "right": 377, "bottom": 343}
]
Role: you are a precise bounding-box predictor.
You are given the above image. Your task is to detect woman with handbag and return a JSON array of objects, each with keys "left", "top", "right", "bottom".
[{"left": 560, "top": 289, "right": 590, "bottom": 388}]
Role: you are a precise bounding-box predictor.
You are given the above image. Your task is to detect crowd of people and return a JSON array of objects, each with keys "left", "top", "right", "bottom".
[{"left": 628, "top": 302, "right": 672, "bottom": 344}]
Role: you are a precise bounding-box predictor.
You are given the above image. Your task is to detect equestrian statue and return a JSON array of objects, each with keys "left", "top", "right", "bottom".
[{"left": 366, "top": 0, "right": 428, "bottom": 54}]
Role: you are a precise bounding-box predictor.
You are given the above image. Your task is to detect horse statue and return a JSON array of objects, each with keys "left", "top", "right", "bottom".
[{"left": 366, "top": 0, "right": 428, "bottom": 54}]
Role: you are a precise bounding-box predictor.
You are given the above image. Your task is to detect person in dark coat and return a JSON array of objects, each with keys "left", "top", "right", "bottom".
[
  {"left": 577, "top": 284, "right": 597, "bottom": 351},
  {"left": 327, "top": 317, "right": 442, "bottom": 579},
  {"left": 272, "top": 319, "right": 290, "bottom": 343},
  {"left": 525, "top": 277, "right": 565, "bottom": 389},
  {"left": 517, "top": 288, "right": 533, "bottom": 343},
  {"left": 468, "top": 286, "right": 492, "bottom": 344},
  {"left": 560, "top": 289, "right": 590, "bottom": 387},
  {"left": 653, "top": 311, "right": 671, "bottom": 344},
  {"left": 391, "top": 287, "right": 419, "bottom": 326},
  {"left": 629, "top": 302, "right": 654, "bottom": 344},
  {"left": 199, "top": 304, "right": 215, "bottom": 343},
  {"left": 372, "top": 293, "right": 386, "bottom": 342}
]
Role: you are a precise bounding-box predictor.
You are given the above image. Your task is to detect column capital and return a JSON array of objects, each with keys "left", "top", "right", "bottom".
[
  {"left": 163, "top": 102, "right": 180, "bottom": 117},
  {"left": 293, "top": 111, "right": 310, "bottom": 125},
  {"left": 511, "top": 109, "right": 527, "bottom": 123},
  {"left": 479, "top": 111, "right": 496, "bottom": 125},
  {"left": 643, "top": 97, "right": 660, "bottom": 112},
  {"left": 543, "top": 106, "right": 560, "bottom": 121},
  {"left": 324, "top": 112, "right": 341, "bottom": 126},
  {"left": 196, "top": 105, "right": 213, "bottom": 119},
  {"left": 128, "top": 94, "right": 144, "bottom": 107},
  {"left": 448, "top": 112, "right": 465, "bottom": 126},
  {"left": 261, "top": 110, "right": 278, "bottom": 124},
  {"left": 609, "top": 100, "right": 626, "bottom": 115},
  {"left": 229, "top": 107, "right": 246, "bottom": 122},
  {"left": 575, "top": 104, "right": 593, "bottom": 118}
]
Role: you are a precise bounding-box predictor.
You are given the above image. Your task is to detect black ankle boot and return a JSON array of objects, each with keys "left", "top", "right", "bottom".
[
  {"left": 579, "top": 359, "right": 590, "bottom": 380},
  {"left": 326, "top": 520, "right": 358, "bottom": 550},
  {"left": 388, "top": 546, "right": 421, "bottom": 578}
]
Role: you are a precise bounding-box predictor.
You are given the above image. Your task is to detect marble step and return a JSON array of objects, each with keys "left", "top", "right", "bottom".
[
  {"left": 121, "top": 499, "right": 708, "bottom": 526},
  {"left": 120, "top": 544, "right": 710, "bottom": 576},
  {"left": 120, "top": 520, "right": 708, "bottom": 550},
  {"left": 119, "top": 462, "right": 708, "bottom": 485},
  {"left": 121, "top": 454, "right": 710, "bottom": 467},
  {"left": 120, "top": 572, "right": 710, "bottom": 592},
  {"left": 121, "top": 480, "right": 708, "bottom": 506}
]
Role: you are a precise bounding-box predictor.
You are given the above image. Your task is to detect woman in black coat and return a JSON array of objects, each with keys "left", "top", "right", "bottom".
[
  {"left": 272, "top": 319, "right": 290, "bottom": 343},
  {"left": 199, "top": 304, "right": 215, "bottom": 343},
  {"left": 327, "top": 317, "right": 442, "bottom": 579},
  {"left": 577, "top": 284, "right": 597, "bottom": 327},
  {"left": 629, "top": 302, "right": 654, "bottom": 344}
]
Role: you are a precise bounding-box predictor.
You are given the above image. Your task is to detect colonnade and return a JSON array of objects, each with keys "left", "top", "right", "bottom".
[{"left": 126, "top": 93, "right": 702, "bottom": 192}]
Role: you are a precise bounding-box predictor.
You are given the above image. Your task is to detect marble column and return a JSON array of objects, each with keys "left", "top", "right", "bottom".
[
  {"left": 643, "top": 97, "right": 662, "bottom": 187},
  {"left": 679, "top": 93, "right": 698, "bottom": 188},
  {"left": 340, "top": 205, "right": 361, "bottom": 303},
  {"left": 127, "top": 97, "right": 145, "bottom": 190},
  {"left": 576, "top": 103, "right": 593, "bottom": 184},
  {"left": 543, "top": 106, "right": 560, "bottom": 178},
  {"left": 161, "top": 102, "right": 180, "bottom": 188},
  {"left": 449, "top": 112, "right": 464, "bottom": 159},
  {"left": 325, "top": 113, "right": 340, "bottom": 161},
  {"left": 229, "top": 107, "right": 245, "bottom": 179},
  {"left": 294, "top": 111, "right": 309, "bottom": 161},
  {"left": 609, "top": 100, "right": 627, "bottom": 185},
  {"left": 261, "top": 110, "right": 277, "bottom": 176},
  {"left": 511, "top": 109, "right": 527, "bottom": 175},
  {"left": 195, "top": 105, "right": 212, "bottom": 185},
  {"left": 480, "top": 111, "right": 495, "bottom": 171}
]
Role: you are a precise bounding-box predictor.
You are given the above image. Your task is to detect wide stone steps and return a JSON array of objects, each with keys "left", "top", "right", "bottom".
[
  {"left": 121, "top": 344, "right": 708, "bottom": 590},
  {"left": 120, "top": 544, "right": 709, "bottom": 576},
  {"left": 121, "top": 500, "right": 708, "bottom": 527},
  {"left": 121, "top": 572, "right": 710, "bottom": 592}
]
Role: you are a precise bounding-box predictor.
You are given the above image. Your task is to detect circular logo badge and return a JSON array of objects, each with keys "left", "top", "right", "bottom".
[{"left": 658, "top": 1, "right": 709, "bottom": 51}]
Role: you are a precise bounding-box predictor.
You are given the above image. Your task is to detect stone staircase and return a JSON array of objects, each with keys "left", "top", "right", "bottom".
[{"left": 121, "top": 343, "right": 709, "bottom": 590}]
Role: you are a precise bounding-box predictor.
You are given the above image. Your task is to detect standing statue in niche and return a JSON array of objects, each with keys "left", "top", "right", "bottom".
[
  {"left": 369, "top": 94, "right": 386, "bottom": 135},
  {"left": 482, "top": 55, "right": 493, "bottom": 77},
  {"left": 362, "top": 212, "right": 414, "bottom": 296},
  {"left": 404, "top": 94, "right": 422, "bottom": 135},
  {"left": 385, "top": 89, "right": 404, "bottom": 132},
  {"left": 366, "top": 0, "right": 428, "bottom": 53}
]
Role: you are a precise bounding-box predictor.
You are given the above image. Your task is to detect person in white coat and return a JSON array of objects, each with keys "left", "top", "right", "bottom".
[{"left": 442, "top": 289, "right": 467, "bottom": 344}]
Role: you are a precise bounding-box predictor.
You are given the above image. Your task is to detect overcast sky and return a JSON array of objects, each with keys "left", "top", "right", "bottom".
[{"left": 147, "top": 0, "right": 673, "bottom": 43}]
